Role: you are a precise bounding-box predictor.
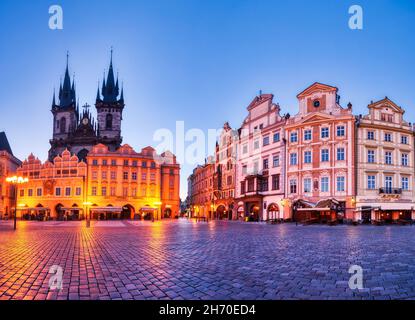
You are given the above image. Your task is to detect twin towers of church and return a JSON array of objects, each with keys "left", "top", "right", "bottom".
[{"left": 49, "top": 51, "right": 125, "bottom": 161}]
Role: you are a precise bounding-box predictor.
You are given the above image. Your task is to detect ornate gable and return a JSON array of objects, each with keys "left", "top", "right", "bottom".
[{"left": 297, "top": 82, "right": 338, "bottom": 99}]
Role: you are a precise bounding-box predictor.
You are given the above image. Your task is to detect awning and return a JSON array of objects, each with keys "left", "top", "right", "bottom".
[
  {"left": 140, "top": 206, "right": 157, "bottom": 212},
  {"left": 90, "top": 207, "right": 123, "bottom": 213},
  {"left": 60, "top": 207, "right": 84, "bottom": 211},
  {"left": 297, "top": 207, "right": 331, "bottom": 212},
  {"left": 17, "top": 207, "right": 51, "bottom": 211}
]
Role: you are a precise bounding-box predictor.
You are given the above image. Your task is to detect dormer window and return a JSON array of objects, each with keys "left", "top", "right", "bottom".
[{"left": 313, "top": 100, "right": 320, "bottom": 108}]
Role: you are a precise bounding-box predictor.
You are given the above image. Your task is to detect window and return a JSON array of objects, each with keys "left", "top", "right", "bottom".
[
  {"left": 28, "top": 189, "right": 33, "bottom": 197},
  {"left": 132, "top": 188, "right": 137, "bottom": 197},
  {"left": 91, "top": 187, "right": 97, "bottom": 196},
  {"left": 123, "top": 172, "right": 129, "bottom": 180},
  {"left": 367, "top": 150, "right": 375, "bottom": 163},
  {"left": 337, "top": 126, "right": 345, "bottom": 137},
  {"left": 336, "top": 176, "right": 345, "bottom": 192},
  {"left": 321, "top": 177, "right": 329, "bottom": 192},
  {"left": 92, "top": 159, "right": 98, "bottom": 166},
  {"left": 123, "top": 160, "right": 129, "bottom": 166},
  {"left": 92, "top": 171, "right": 98, "bottom": 180},
  {"left": 259, "top": 177, "right": 268, "bottom": 192},
  {"left": 123, "top": 187, "right": 128, "bottom": 197},
  {"left": 132, "top": 172, "right": 137, "bottom": 180},
  {"left": 367, "top": 175, "right": 376, "bottom": 190},
  {"left": 102, "top": 171, "right": 107, "bottom": 180},
  {"left": 367, "top": 131, "right": 375, "bottom": 140},
  {"left": 242, "top": 144, "right": 248, "bottom": 154},
  {"left": 253, "top": 139, "right": 260, "bottom": 150},
  {"left": 304, "top": 151, "right": 312, "bottom": 164},
  {"left": 36, "top": 188, "right": 42, "bottom": 197},
  {"left": 111, "top": 159, "right": 117, "bottom": 166},
  {"left": 60, "top": 117, "right": 66, "bottom": 134},
  {"left": 106, "top": 113, "right": 113, "bottom": 130},
  {"left": 75, "top": 187, "right": 82, "bottom": 196},
  {"left": 142, "top": 161, "right": 147, "bottom": 168},
  {"left": 272, "top": 155, "right": 280, "bottom": 167},
  {"left": 337, "top": 148, "right": 345, "bottom": 161},
  {"left": 142, "top": 173, "right": 147, "bottom": 180},
  {"left": 65, "top": 187, "right": 71, "bottom": 196},
  {"left": 273, "top": 132, "right": 280, "bottom": 142},
  {"left": 384, "top": 133, "right": 392, "bottom": 142},
  {"left": 151, "top": 162, "right": 156, "bottom": 169},
  {"left": 304, "top": 130, "right": 312, "bottom": 141},
  {"left": 381, "top": 113, "right": 393, "bottom": 123},
  {"left": 150, "top": 173, "right": 156, "bottom": 181},
  {"left": 402, "top": 177, "right": 409, "bottom": 191},
  {"left": 289, "top": 179, "right": 297, "bottom": 194},
  {"left": 263, "top": 158, "right": 269, "bottom": 169},
  {"left": 101, "top": 187, "right": 107, "bottom": 196},
  {"left": 111, "top": 171, "right": 116, "bottom": 180},
  {"left": 272, "top": 174, "right": 280, "bottom": 190},
  {"left": 290, "top": 153, "right": 297, "bottom": 165},
  {"left": 304, "top": 178, "right": 312, "bottom": 193},
  {"left": 385, "top": 151, "right": 392, "bottom": 165},
  {"left": 402, "top": 153, "right": 409, "bottom": 166},
  {"left": 321, "top": 149, "right": 329, "bottom": 162},
  {"left": 55, "top": 187, "right": 61, "bottom": 196},
  {"left": 110, "top": 187, "right": 116, "bottom": 196},
  {"left": 321, "top": 127, "right": 329, "bottom": 138},
  {"left": 401, "top": 136, "right": 408, "bottom": 145},
  {"left": 132, "top": 160, "right": 138, "bottom": 167},
  {"left": 385, "top": 176, "right": 393, "bottom": 190},
  {"left": 240, "top": 181, "right": 245, "bottom": 194},
  {"left": 19, "top": 189, "right": 24, "bottom": 197},
  {"left": 263, "top": 136, "right": 270, "bottom": 146},
  {"left": 290, "top": 132, "right": 298, "bottom": 143}
]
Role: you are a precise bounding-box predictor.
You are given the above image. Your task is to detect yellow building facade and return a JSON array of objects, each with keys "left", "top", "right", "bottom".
[{"left": 16, "top": 144, "right": 180, "bottom": 220}]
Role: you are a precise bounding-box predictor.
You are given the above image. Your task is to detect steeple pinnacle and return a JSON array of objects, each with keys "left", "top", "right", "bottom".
[{"left": 59, "top": 52, "right": 76, "bottom": 108}]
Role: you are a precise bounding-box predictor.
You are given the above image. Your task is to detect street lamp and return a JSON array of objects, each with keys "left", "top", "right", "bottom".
[
  {"left": 5, "top": 176, "right": 29, "bottom": 230},
  {"left": 83, "top": 201, "right": 92, "bottom": 228}
]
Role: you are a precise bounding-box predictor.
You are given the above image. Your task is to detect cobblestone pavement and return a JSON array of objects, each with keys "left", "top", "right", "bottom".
[{"left": 1, "top": 219, "right": 415, "bottom": 300}]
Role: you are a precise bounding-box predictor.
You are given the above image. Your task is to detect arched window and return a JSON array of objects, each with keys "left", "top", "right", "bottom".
[
  {"left": 106, "top": 114, "right": 113, "bottom": 130},
  {"left": 60, "top": 117, "right": 66, "bottom": 134}
]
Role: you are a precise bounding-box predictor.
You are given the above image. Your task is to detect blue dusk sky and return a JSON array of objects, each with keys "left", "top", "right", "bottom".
[{"left": 0, "top": 0, "right": 415, "bottom": 199}]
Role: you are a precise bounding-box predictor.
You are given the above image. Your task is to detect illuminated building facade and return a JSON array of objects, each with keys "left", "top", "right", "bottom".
[
  {"left": 16, "top": 145, "right": 180, "bottom": 220},
  {"left": 283, "top": 83, "right": 356, "bottom": 222},
  {"left": 0, "top": 132, "right": 22, "bottom": 219},
  {"left": 235, "top": 93, "right": 287, "bottom": 221},
  {"left": 213, "top": 122, "right": 238, "bottom": 220},
  {"left": 189, "top": 158, "right": 215, "bottom": 219},
  {"left": 355, "top": 98, "right": 415, "bottom": 223}
]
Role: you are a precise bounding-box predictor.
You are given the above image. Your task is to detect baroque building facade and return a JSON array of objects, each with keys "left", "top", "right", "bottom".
[
  {"left": 235, "top": 94, "right": 287, "bottom": 221},
  {"left": 213, "top": 122, "right": 238, "bottom": 220},
  {"left": 283, "top": 83, "right": 356, "bottom": 222},
  {"left": 355, "top": 98, "right": 415, "bottom": 223}
]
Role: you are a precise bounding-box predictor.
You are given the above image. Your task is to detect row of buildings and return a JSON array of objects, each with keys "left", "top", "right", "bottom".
[
  {"left": 187, "top": 83, "right": 415, "bottom": 224},
  {"left": 0, "top": 52, "right": 181, "bottom": 220}
]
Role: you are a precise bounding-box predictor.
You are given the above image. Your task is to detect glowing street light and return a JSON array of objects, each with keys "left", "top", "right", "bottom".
[
  {"left": 5, "top": 176, "right": 29, "bottom": 230},
  {"left": 83, "top": 201, "right": 93, "bottom": 228}
]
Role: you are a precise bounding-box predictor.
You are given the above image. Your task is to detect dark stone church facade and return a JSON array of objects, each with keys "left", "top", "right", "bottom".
[{"left": 48, "top": 52, "right": 125, "bottom": 161}]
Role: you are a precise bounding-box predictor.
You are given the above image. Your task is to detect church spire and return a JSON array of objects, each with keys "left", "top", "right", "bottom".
[
  {"left": 52, "top": 89, "right": 56, "bottom": 107},
  {"left": 59, "top": 52, "right": 76, "bottom": 108},
  {"left": 102, "top": 47, "right": 120, "bottom": 103}
]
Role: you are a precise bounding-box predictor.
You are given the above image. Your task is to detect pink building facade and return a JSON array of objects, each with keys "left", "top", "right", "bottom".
[
  {"left": 283, "top": 83, "right": 356, "bottom": 222},
  {"left": 235, "top": 94, "right": 287, "bottom": 221}
]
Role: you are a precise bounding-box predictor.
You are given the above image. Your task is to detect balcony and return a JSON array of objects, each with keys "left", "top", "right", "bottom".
[{"left": 379, "top": 188, "right": 402, "bottom": 195}]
